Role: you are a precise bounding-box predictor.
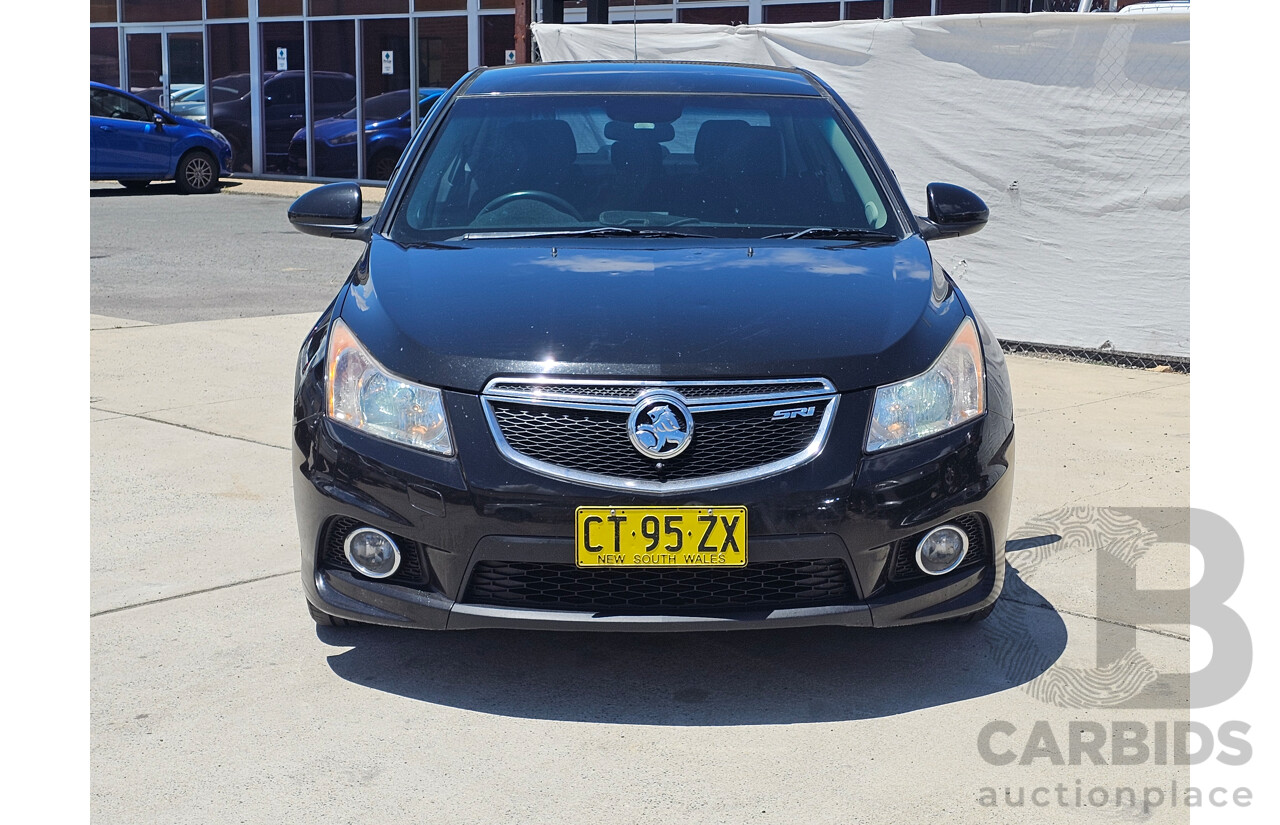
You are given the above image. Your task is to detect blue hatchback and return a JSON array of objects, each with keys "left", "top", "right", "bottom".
[
  {"left": 287, "top": 88, "right": 446, "bottom": 180},
  {"left": 90, "top": 81, "right": 233, "bottom": 194}
]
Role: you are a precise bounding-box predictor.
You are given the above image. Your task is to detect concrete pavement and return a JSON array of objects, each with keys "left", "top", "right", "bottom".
[
  {"left": 219, "top": 176, "right": 387, "bottom": 205},
  {"left": 90, "top": 189, "right": 1194, "bottom": 823}
]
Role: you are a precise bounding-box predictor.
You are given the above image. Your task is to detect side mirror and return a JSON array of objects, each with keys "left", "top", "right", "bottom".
[
  {"left": 288, "top": 182, "right": 372, "bottom": 240},
  {"left": 917, "top": 182, "right": 989, "bottom": 241}
]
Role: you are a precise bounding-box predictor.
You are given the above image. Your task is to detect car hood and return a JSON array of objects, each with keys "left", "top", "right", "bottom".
[
  {"left": 296, "top": 116, "right": 404, "bottom": 142},
  {"left": 339, "top": 234, "right": 964, "bottom": 393}
]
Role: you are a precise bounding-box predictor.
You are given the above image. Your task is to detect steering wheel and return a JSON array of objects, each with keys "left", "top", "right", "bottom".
[{"left": 477, "top": 190, "right": 582, "bottom": 221}]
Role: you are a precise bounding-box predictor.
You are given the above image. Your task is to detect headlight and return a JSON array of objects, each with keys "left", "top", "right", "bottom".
[
  {"left": 209, "top": 129, "right": 230, "bottom": 148},
  {"left": 326, "top": 318, "right": 454, "bottom": 456},
  {"left": 865, "top": 317, "right": 985, "bottom": 452},
  {"left": 330, "top": 131, "right": 358, "bottom": 145}
]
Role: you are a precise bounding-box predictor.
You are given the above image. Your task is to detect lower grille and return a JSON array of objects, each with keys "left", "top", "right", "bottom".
[
  {"left": 888, "top": 513, "right": 989, "bottom": 583},
  {"left": 464, "top": 559, "right": 855, "bottom": 613},
  {"left": 320, "top": 516, "right": 429, "bottom": 587}
]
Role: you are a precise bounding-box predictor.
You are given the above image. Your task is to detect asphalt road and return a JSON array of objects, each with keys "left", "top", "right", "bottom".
[
  {"left": 90, "top": 181, "right": 358, "bottom": 324},
  {"left": 90, "top": 183, "right": 1194, "bottom": 824}
]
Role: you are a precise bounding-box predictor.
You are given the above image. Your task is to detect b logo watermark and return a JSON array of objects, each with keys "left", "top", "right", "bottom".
[
  {"left": 974, "top": 507, "right": 1256, "bottom": 813},
  {"left": 992, "top": 506, "right": 1251, "bottom": 709}
]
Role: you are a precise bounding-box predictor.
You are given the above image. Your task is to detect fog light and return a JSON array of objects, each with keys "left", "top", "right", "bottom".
[
  {"left": 344, "top": 527, "right": 401, "bottom": 578},
  {"left": 915, "top": 524, "right": 969, "bottom": 575}
]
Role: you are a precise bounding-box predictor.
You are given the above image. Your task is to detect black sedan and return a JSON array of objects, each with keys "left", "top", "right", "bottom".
[{"left": 288, "top": 62, "right": 1015, "bottom": 631}]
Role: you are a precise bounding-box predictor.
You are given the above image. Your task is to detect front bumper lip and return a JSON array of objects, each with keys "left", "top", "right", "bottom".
[
  {"left": 314, "top": 553, "right": 998, "bottom": 632},
  {"left": 447, "top": 602, "right": 874, "bottom": 631}
]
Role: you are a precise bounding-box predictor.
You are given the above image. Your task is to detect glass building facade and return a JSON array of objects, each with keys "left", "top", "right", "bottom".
[{"left": 88, "top": 1, "right": 1064, "bottom": 182}]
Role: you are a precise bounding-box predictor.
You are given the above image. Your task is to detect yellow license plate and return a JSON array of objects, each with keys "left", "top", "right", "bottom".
[{"left": 575, "top": 506, "right": 748, "bottom": 568}]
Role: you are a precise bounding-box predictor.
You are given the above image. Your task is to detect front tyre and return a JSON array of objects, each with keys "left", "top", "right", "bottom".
[
  {"left": 175, "top": 150, "right": 219, "bottom": 195},
  {"left": 227, "top": 137, "right": 249, "bottom": 173},
  {"left": 370, "top": 150, "right": 399, "bottom": 181}
]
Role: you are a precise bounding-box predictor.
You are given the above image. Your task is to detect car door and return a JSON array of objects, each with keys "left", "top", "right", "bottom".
[
  {"left": 263, "top": 74, "right": 305, "bottom": 162},
  {"left": 90, "top": 87, "right": 173, "bottom": 178}
]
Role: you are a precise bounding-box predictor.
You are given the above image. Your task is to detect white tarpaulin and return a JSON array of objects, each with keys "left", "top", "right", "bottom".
[{"left": 533, "top": 13, "right": 1190, "bottom": 358}]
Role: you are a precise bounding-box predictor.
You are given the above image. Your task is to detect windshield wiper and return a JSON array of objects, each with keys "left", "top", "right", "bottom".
[
  {"left": 763, "top": 227, "right": 900, "bottom": 243},
  {"left": 396, "top": 239, "right": 466, "bottom": 250},
  {"left": 452, "top": 226, "right": 713, "bottom": 241}
]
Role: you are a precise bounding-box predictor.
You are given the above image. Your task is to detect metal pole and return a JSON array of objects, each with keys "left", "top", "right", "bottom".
[
  {"left": 408, "top": 16, "right": 419, "bottom": 135},
  {"left": 248, "top": 0, "right": 262, "bottom": 175},
  {"left": 467, "top": 0, "right": 478, "bottom": 70},
  {"left": 303, "top": 20, "right": 314, "bottom": 178},
  {"left": 354, "top": 19, "right": 365, "bottom": 180}
]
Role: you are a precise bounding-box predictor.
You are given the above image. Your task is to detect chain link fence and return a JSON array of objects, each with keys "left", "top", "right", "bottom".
[{"left": 998, "top": 340, "right": 1189, "bottom": 373}]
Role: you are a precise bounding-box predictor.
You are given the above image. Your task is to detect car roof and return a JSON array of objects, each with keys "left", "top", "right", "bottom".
[
  {"left": 271, "top": 70, "right": 352, "bottom": 79},
  {"left": 460, "top": 62, "right": 823, "bottom": 97},
  {"left": 90, "top": 81, "right": 154, "bottom": 106}
]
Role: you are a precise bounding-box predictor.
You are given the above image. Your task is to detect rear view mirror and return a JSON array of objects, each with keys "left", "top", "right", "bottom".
[
  {"left": 288, "top": 182, "right": 371, "bottom": 240},
  {"left": 605, "top": 97, "right": 683, "bottom": 125},
  {"left": 917, "top": 182, "right": 989, "bottom": 241}
]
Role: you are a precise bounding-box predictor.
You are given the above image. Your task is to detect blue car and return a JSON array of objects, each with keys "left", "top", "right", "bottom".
[
  {"left": 90, "top": 81, "right": 233, "bottom": 194},
  {"left": 287, "top": 88, "right": 446, "bottom": 180}
]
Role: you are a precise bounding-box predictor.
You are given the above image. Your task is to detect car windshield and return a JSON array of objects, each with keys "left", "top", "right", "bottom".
[
  {"left": 341, "top": 90, "right": 411, "bottom": 121},
  {"left": 387, "top": 92, "right": 899, "bottom": 242},
  {"left": 175, "top": 84, "right": 245, "bottom": 104},
  {"left": 217, "top": 74, "right": 253, "bottom": 99}
]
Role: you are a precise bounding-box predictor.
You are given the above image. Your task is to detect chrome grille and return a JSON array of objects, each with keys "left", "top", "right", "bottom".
[
  {"left": 482, "top": 378, "right": 838, "bottom": 492},
  {"left": 485, "top": 378, "right": 832, "bottom": 403}
]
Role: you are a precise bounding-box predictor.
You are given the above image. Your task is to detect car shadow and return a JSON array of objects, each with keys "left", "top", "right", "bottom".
[
  {"left": 89, "top": 181, "right": 238, "bottom": 197},
  {"left": 318, "top": 538, "right": 1067, "bottom": 725}
]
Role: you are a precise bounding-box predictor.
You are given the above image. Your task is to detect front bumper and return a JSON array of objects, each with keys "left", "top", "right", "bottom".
[
  {"left": 287, "top": 138, "right": 356, "bottom": 178},
  {"left": 293, "top": 376, "right": 1015, "bottom": 631}
]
